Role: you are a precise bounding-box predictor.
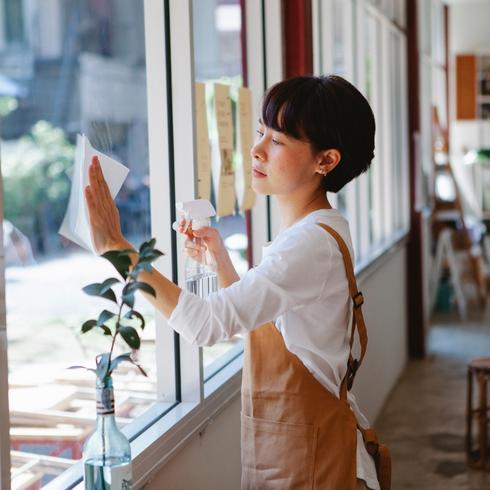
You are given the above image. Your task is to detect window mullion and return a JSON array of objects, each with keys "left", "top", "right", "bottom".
[
  {"left": 169, "top": 0, "right": 203, "bottom": 404},
  {"left": 247, "top": 0, "right": 270, "bottom": 257},
  {"left": 144, "top": 0, "right": 178, "bottom": 404},
  {"left": 264, "top": 0, "right": 284, "bottom": 239},
  {"left": 382, "top": 22, "right": 394, "bottom": 241},
  {"left": 0, "top": 147, "right": 11, "bottom": 490}
]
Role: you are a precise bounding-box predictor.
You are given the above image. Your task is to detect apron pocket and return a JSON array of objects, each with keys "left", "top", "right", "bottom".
[{"left": 241, "top": 412, "right": 318, "bottom": 490}]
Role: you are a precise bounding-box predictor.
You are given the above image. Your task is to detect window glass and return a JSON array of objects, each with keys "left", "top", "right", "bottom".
[
  {"left": 365, "top": 14, "right": 377, "bottom": 247},
  {"left": 332, "top": 0, "right": 346, "bottom": 76},
  {"left": 192, "top": 0, "right": 247, "bottom": 374},
  {"left": 390, "top": 31, "right": 402, "bottom": 230},
  {"left": 0, "top": 1, "right": 156, "bottom": 485},
  {"left": 332, "top": 0, "right": 349, "bottom": 216}
]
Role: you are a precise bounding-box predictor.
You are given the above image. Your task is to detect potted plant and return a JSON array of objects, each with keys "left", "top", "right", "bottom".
[{"left": 70, "top": 238, "right": 163, "bottom": 490}]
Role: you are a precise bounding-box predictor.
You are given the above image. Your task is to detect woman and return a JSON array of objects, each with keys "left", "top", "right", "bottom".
[{"left": 85, "top": 75, "right": 383, "bottom": 490}]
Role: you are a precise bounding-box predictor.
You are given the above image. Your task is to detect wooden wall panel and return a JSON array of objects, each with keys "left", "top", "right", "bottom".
[{"left": 456, "top": 54, "right": 477, "bottom": 120}]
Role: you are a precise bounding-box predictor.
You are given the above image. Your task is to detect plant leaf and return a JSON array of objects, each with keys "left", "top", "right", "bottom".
[
  {"left": 109, "top": 352, "right": 147, "bottom": 377},
  {"left": 96, "top": 352, "right": 111, "bottom": 379},
  {"left": 100, "top": 278, "right": 120, "bottom": 293},
  {"left": 82, "top": 282, "right": 103, "bottom": 296},
  {"left": 118, "top": 326, "right": 141, "bottom": 349},
  {"left": 102, "top": 250, "right": 132, "bottom": 279},
  {"left": 67, "top": 365, "right": 96, "bottom": 374},
  {"left": 126, "top": 281, "right": 156, "bottom": 298},
  {"left": 82, "top": 283, "right": 117, "bottom": 304},
  {"left": 139, "top": 238, "right": 156, "bottom": 254},
  {"left": 130, "top": 262, "right": 153, "bottom": 279},
  {"left": 97, "top": 309, "right": 116, "bottom": 326},
  {"left": 100, "top": 325, "right": 112, "bottom": 336},
  {"left": 101, "top": 288, "right": 117, "bottom": 303},
  {"left": 124, "top": 310, "right": 145, "bottom": 330},
  {"left": 81, "top": 319, "right": 97, "bottom": 333},
  {"left": 122, "top": 291, "right": 135, "bottom": 309}
]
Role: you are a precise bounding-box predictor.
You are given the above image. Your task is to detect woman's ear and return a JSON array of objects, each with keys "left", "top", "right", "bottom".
[{"left": 316, "top": 149, "right": 341, "bottom": 176}]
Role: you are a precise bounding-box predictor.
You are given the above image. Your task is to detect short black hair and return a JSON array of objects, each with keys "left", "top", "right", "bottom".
[{"left": 261, "top": 75, "right": 375, "bottom": 193}]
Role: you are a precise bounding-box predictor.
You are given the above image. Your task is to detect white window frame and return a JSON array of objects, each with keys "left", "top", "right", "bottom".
[
  {"left": 264, "top": 0, "right": 285, "bottom": 240},
  {"left": 0, "top": 153, "right": 11, "bottom": 489}
]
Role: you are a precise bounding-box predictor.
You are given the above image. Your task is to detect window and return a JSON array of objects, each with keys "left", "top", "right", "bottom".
[
  {"left": 191, "top": 0, "right": 248, "bottom": 378},
  {"left": 4, "top": 0, "right": 24, "bottom": 44},
  {"left": 0, "top": 1, "right": 161, "bottom": 485}
]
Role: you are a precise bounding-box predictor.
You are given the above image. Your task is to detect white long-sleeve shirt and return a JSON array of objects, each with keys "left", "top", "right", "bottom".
[{"left": 169, "top": 208, "right": 380, "bottom": 489}]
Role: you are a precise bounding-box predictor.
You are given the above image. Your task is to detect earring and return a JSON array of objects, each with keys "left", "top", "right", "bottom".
[{"left": 319, "top": 169, "right": 327, "bottom": 176}]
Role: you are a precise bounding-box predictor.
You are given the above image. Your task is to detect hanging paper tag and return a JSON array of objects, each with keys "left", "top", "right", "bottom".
[
  {"left": 237, "top": 87, "right": 256, "bottom": 212},
  {"left": 195, "top": 82, "right": 212, "bottom": 201},
  {"left": 214, "top": 83, "right": 236, "bottom": 217}
]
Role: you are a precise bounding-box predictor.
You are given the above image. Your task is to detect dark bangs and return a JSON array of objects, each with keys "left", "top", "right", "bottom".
[{"left": 261, "top": 76, "right": 340, "bottom": 152}]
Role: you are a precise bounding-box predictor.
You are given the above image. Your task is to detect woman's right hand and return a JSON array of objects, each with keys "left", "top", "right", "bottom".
[{"left": 177, "top": 217, "right": 227, "bottom": 265}]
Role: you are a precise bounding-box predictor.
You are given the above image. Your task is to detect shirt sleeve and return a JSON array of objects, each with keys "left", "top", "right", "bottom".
[{"left": 168, "top": 222, "right": 333, "bottom": 346}]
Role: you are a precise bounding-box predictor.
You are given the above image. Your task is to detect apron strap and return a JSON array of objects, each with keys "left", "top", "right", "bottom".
[
  {"left": 358, "top": 425, "right": 392, "bottom": 490},
  {"left": 316, "top": 223, "right": 368, "bottom": 399}
]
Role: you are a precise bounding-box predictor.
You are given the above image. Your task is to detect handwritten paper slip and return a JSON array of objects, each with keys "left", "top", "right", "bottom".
[
  {"left": 195, "top": 82, "right": 212, "bottom": 201},
  {"left": 59, "top": 134, "right": 129, "bottom": 253},
  {"left": 237, "top": 87, "right": 256, "bottom": 212},
  {"left": 214, "top": 83, "right": 236, "bottom": 217}
]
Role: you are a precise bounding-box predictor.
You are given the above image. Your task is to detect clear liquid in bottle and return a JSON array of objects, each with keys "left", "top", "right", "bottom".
[{"left": 84, "top": 457, "right": 132, "bottom": 489}]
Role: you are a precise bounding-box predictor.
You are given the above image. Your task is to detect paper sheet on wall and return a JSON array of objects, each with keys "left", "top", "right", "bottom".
[
  {"left": 237, "top": 87, "right": 256, "bottom": 212},
  {"left": 59, "top": 134, "right": 129, "bottom": 253},
  {"left": 195, "top": 82, "right": 212, "bottom": 201},
  {"left": 214, "top": 83, "right": 236, "bottom": 217}
]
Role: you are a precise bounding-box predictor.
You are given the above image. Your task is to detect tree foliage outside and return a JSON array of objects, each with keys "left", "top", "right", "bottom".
[{"left": 2, "top": 121, "right": 75, "bottom": 255}]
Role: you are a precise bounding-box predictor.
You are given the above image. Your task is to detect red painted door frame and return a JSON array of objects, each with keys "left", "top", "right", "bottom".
[
  {"left": 406, "top": 0, "right": 427, "bottom": 358},
  {"left": 283, "top": 0, "right": 313, "bottom": 78}
]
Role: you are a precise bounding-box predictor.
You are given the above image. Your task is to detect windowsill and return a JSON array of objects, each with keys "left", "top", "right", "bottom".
[
  {"left": 44, "top": 231, "right": 408, "bottom": 489},
  {"left": 44, "top": 353, "right": 243, "bottom": 490},
  {"left": 356, "top": 228, "right": 409, "bottom": 282}
]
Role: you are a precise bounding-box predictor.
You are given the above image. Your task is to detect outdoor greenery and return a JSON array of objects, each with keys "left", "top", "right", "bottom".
[
  {"left": 70, "top": 239, "right": 163, "bottom": 380},
  {"left": 2, "top": 120, "right": 74, "bottom": 252},
  {"left": 0, "top": 96, "right": 18, "bottom": 117}
]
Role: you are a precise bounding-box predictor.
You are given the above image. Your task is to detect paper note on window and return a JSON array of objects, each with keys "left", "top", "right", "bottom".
[
  {"left": 214, "top": 83, "right": 236, "bottom": 217},
  {"left": 59, "top": 134, "right": 129, "bottom": 253},
  {"left": 237, "top": 87, "right": 255, "bottom": 212},
  {"left": 195, "top": 82, "right": 212, "bottom": 201}
]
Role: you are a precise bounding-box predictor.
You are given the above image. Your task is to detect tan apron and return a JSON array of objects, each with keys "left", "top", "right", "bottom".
[{"left": 241, "top": 223, "right": 391, "bottom": 490}]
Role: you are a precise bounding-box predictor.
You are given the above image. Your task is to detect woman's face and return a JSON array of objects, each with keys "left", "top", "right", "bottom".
[{"left": 250, "top": 120, "right": 321, "bottom": 196}]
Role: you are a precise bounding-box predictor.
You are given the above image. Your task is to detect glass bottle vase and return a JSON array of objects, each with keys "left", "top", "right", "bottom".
[{"left": 83, "top": 375, "right": 132, "bottom": 489}]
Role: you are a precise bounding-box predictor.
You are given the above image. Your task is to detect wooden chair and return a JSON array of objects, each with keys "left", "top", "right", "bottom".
[{"left": 466, "top": 357, "right": 490, "bottom": 469}]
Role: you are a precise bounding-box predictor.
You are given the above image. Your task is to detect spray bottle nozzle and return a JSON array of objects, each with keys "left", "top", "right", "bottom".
[{"left": 175, "top": 199, "right": 216, "bottom": 235}]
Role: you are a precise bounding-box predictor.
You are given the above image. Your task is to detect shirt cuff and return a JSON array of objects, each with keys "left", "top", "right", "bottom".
[{"left": 167, "top": 288, "right": 207, "bottom": 345}]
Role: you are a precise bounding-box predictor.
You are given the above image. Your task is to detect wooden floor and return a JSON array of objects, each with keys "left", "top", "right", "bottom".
[{"left": 376, "top": 308, "right": 490, "bottom": 490}]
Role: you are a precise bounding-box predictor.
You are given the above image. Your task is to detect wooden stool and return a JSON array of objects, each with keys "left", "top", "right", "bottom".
[{"left": 467, "top": 358, "right": 490, "bottom": 469}]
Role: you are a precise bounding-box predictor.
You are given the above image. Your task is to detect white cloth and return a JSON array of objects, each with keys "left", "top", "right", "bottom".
[{"left": 169, "top": 208, "right": 380, "bottom": 489}]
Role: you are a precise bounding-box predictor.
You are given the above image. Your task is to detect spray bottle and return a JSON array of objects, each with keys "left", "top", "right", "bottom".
[{"left": 176, "top": 199, "right": 218, "bottom": 298}]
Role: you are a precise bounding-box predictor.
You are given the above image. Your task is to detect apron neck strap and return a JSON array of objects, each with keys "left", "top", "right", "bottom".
[{"left": 316, "top": 223, "right": 368, "bottom": 400}]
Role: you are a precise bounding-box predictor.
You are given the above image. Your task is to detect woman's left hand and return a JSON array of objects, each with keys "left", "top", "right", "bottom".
[{"left": 85, "top": 156, "right": 131, "bottom": 255}]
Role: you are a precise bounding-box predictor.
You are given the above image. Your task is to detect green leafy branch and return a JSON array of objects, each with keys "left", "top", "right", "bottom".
[{"left": 69, "top": 238, "right": 163, "bottom": 380}]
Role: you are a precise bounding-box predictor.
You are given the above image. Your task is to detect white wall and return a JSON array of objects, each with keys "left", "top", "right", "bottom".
[
  {"left": 449, "top": 1, "right": 490, "bottom": 53},
  {"left": 354, "top": 245, "right": 408, "bottom": 422},
  {"left": 144, "top": 245, "right": 408, "bottom": 489},
  {"left": 145, "top": 396, "right": 242, "bottom": 490}
]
